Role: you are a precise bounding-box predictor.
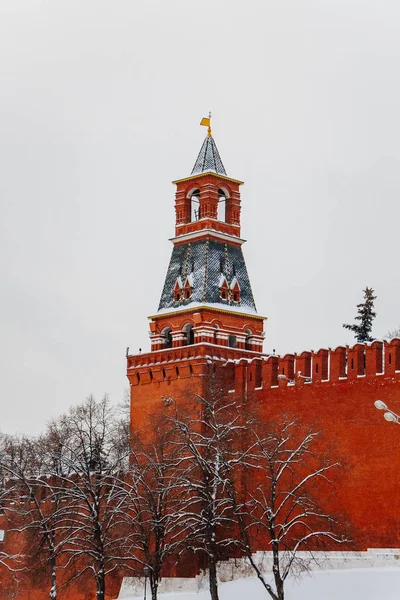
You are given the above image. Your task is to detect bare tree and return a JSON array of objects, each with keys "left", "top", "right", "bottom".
[
  {"left": 236, "top": 419, "right": 348, "bottom": 600},
  {"left": 119, "top": 418, "right": 184, "bottom": 600},
  {"left": 167, "top": 378, "right": 254, "bottom": 600},
  {"left": 385, "top": 326, "right": 400, "bottom": 339},
  {"left": 0, "top": 433, "right": 69, "bottom": 600},
  {"left": 49, "top": 395, "right": 132, "bottom": 600}
]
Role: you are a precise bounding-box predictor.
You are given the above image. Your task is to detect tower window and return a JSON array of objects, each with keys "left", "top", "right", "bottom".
[
  {"left": 189, "top": 190, "right": 201, "bottom": 222},
  {"left": 228, "top": 335, "right": 237, "bottom": 348},
  {"left": 213, "top": 324, "right": 219, "bottom": 345},
  {"left": 163, "top": 328, "right": 172, "bottom": 349},
  {"left": 245, "top": 329, "right": 252, "bottom": 350},
  {"left": 183, "top": 324, "right": 195, "bottom": 346},
  {"left": 217, "top": 189, "right": 227, "bottom": 222}
]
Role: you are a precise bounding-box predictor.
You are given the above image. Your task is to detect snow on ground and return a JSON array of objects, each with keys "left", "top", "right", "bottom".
[{"left": 121, "top": 568, "right": 400, "bottom": 600}]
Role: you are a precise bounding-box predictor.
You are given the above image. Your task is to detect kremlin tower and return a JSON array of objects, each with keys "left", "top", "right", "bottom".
[{"left": 126, "top": 117, "right": 266, "bottom": 427}]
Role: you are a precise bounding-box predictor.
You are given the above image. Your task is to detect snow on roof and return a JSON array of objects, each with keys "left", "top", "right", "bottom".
[{"left": 154, "top": 301, "right": 260, "bottom": 318}]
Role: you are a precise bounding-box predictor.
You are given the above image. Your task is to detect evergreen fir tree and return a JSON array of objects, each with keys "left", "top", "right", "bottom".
[{"left": 343, "top": 287, "right": 377, "bottom": 342}]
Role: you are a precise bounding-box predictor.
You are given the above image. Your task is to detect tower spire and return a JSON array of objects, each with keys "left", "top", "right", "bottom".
[{"left": 191, "top": 114, "right": 227, "bottom": 176}]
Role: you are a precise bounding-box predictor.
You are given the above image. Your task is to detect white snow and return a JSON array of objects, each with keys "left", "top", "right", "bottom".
[
  {"left": 154, "top": 301, "right": 261, "bottom": 318},
  {"left": 118, "top": 568, "right": 400, "bottom": 600}
]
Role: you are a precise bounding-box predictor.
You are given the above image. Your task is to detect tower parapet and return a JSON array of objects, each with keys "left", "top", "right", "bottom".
[{"left": 226, "top": 339, "right": 400, "bottom": 391}]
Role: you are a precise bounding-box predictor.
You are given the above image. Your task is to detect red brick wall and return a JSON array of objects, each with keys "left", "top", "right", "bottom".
[{"left": 2, "top": 340, "right": 399, "bottom": 599}]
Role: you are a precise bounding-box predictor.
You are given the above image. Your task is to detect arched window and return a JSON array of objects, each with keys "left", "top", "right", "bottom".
[
  {"left": 228, "top": 335, "right": 237, "bottom": 348},
  {"left": 189, "top": 189, "right": 201, "bottom": 222},
  {"left": 245, "top": 329, "right": 252, "bottom": 350},
  {"left": 213, "top": 324, "right": 219, "bottom": 345},
  {"left": 217, "top": 189, "right": 227, "bottom": 222},
  {"left": 162, "top": 327, "right": 172, "bottom": 349},
  {"left": 183, "top": 323, "right": 195, "bottom": 346}
]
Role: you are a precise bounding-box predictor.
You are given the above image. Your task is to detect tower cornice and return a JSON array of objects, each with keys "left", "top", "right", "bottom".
[
  {"left": 172, "top": 171, "right": 244, "bottom": 186},
  {"left": 169, "top": 229, "right": 246, "bottom": 246},
  {"left": 148, "top": 304, "right": 267, "bottom": 322}
]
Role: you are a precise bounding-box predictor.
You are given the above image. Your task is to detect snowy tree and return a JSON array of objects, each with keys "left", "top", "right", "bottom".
[
  {"left": 48, "top": 395, "right": 132, "bottom": 600},
  {"left": 343, "top": 286, "right": 377, "bottom": 342},
  {"left": 166, "top": 376, "right": 256, "bottom": 600},
  {"left": 0, "top": 433, "right": 69, "bottom": 600},
  {"left": 119, "top": 419, "right": 185, "bottom": 600},
  {"left": 384, "top": 326, "right": 400, "bottom": 339},
  {"left": 236, "top": 419, "right": 348, "bottom": 600}
]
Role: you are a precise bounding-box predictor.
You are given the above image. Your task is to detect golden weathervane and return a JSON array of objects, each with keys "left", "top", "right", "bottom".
[{"left": 200, "top": 111, "right": 212, "bottom": 137}]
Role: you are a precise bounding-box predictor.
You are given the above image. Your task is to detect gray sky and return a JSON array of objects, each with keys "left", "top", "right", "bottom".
[{"left": 1, "top": 0, "right": 400, "bottom": 435}]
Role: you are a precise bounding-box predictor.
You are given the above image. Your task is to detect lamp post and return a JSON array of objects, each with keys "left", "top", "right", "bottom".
[{"left": 374, "top": 400, "right": 400, "bottom": 424}]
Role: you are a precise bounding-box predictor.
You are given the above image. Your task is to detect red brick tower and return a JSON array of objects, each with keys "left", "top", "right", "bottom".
[{"left": 127, "top": 118, "right": 266, "bottom": 428}]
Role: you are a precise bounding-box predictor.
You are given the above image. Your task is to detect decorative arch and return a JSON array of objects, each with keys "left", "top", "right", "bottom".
[
  {"left": 187, "top": 188, "right": 201, "bottom": 222},
  {"left": 245, "top": 328, "right": 252, "bottom": 350},
  {"left": 228, "top": 334, "right": 237, "bottom": 349},
  {"left": 182, "top": 322, "right": 195, "bottom": 346},
  {"left": 213, "top": 323, "right": 219, "bottom": 345},
  {"left": 217, "top": 188, "right": 229, "bottom": 222},
  {"left": 161, "top": 327, "right": 173, "bottom": 349}
]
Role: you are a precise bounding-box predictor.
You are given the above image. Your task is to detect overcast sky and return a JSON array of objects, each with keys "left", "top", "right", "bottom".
[{"left": 1, "top": 0, "right": 400, "bottom": 435}]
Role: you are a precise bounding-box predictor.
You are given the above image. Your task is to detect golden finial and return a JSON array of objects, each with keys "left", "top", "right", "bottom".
[{"left": 200, "top": 111, "right": 212, "bottom": 137}]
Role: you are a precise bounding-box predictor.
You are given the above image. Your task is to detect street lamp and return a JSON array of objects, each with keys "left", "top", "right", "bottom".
[{"left": 374, "top": 400, "right": 400, "bottom": 424}]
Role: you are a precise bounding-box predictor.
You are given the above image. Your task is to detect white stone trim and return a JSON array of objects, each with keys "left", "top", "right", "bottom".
[{"left": 170, "top": 228, "right": 246, "bottom": 246}]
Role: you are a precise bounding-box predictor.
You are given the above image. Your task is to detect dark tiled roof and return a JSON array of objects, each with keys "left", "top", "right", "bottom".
[
  {"left": 191, "top": 137, "right": 227, "bottom": 176},
  {"left": 157, "top": 239, "right": 257, "bottom": 313}
]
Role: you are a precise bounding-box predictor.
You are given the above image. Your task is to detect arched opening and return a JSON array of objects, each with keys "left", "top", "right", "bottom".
[
  {"left": 189, "top": 189, "right": 201, "bottom": 222},
  {"left": 217, "top": 189, "right": 227, "bottom": 222},
  {"left": 162, "top": 368, "right": 166, "bottom": 379},
  {"left": 183, "top": 323, "right": 195, "bottom": 346},
  {"left": 162, "top": 327, "right": 173, "bottom": 349},
  {"left": 228, "top": 335, "right": 237, "bottom": 348},
  {"left": 245, "top": 329, "right": 252, "bottom": 350},
  {"left": 213, "top": 324, "right": 219, "bottom": 345}
]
